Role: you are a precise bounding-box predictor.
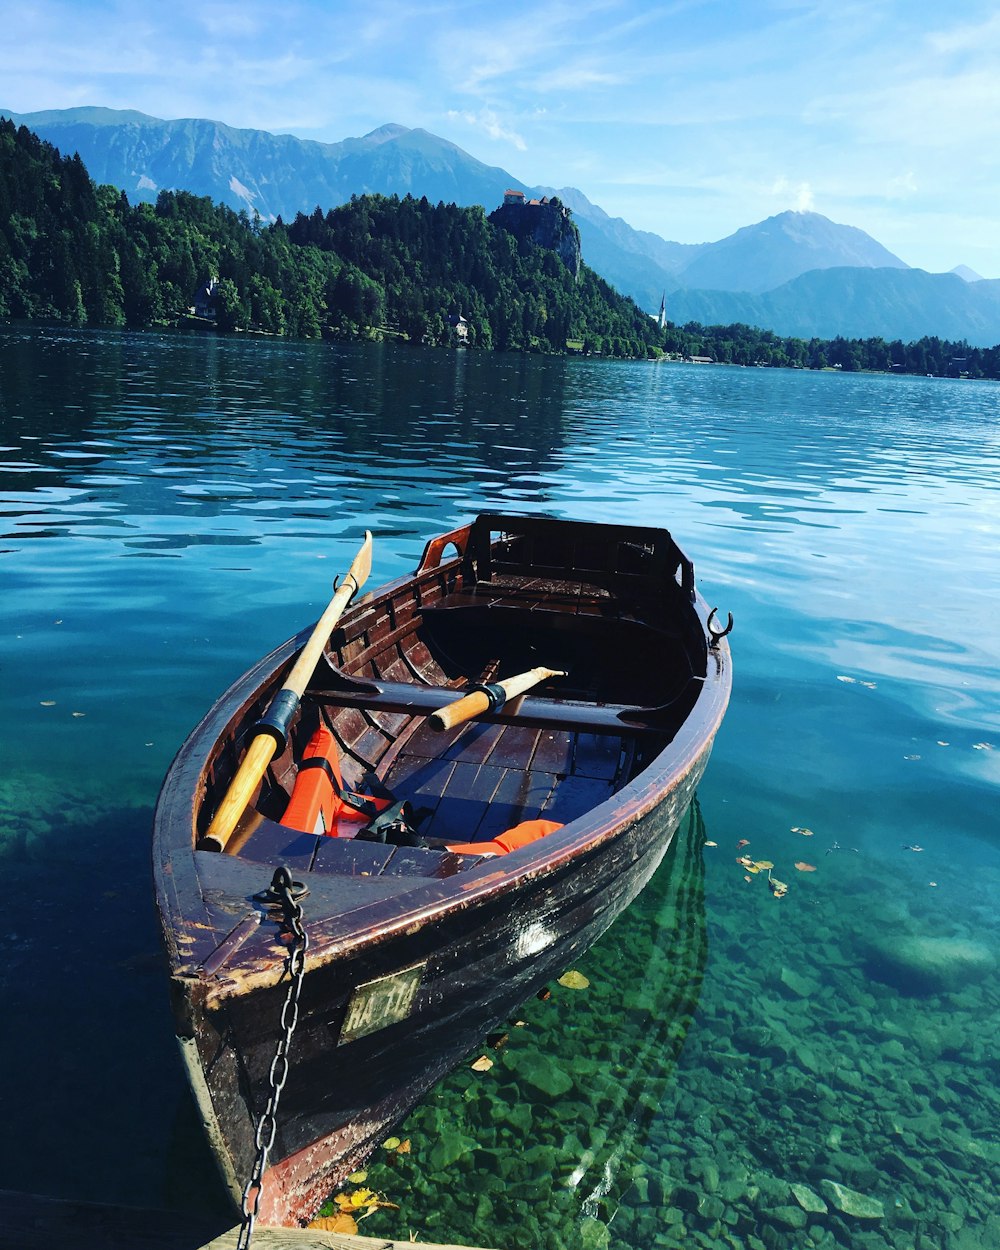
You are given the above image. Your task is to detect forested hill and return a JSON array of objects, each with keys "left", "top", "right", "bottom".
[{"left": 0, "top": 117, "right": 662, "bottom": 356}]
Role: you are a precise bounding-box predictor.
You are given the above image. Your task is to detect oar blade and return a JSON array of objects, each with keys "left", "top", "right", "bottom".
[{"left": 348, "top": 530, "right": 373, "bottom": 591}]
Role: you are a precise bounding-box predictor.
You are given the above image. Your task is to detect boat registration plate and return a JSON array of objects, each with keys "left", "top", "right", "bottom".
[{"left": 339, "top": 962, "right": 426, "bottom": 1045}]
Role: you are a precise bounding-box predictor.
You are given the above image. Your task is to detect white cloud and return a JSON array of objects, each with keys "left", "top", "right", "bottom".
[
  {"left": 886, "top": 171, "right": 918, "bottom": 199},
  {"left": 770, "top": 177, "right": 816, "bottom": 213},
  {"left": 447, "top": 108, "right": 526, "bottom": 151}
]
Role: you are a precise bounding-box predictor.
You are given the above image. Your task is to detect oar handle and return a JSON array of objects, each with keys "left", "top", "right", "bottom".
[
  {"left": 429, "top": 666, "right": 565, "bottom": 733},
  {"left": 199, "top": 532, "right": 373, "bottom": 853}
]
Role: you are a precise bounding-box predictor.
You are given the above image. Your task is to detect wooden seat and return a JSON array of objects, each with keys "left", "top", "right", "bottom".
[{"left": 306, "top": 675, "right": 699, "bottom": 735}]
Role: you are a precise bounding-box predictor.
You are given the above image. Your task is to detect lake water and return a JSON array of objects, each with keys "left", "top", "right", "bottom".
[{"left": 1, "top": 327, "right": 998, "bottom": 1249}]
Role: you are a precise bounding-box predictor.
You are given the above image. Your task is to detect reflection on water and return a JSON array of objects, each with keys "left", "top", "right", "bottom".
[
  {"left": 348, "top": 803, "right": 709, "bottom": 1248},
  {"left": 1, "top": 327, "right": 998, "bottom": 1247}
]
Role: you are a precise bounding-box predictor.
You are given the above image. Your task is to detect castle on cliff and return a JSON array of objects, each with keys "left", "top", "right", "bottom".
[{"left": 488, "top": 190, "right": 582, "bottom": 278}]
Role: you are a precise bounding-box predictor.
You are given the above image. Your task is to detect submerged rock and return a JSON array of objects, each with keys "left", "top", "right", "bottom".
[
  {"left": 820, "top": 1179, "right": 885, "bottom": 1219},
  {"left": 768, "top": 1205, "right": 808, "bottom": 1230},
  {"left": 864, "top": 933, "right": 996, "bottom": 995},
  {"left": 504, "top": 1049, "right": 574, "bottom": 1098},
  {"left": 779, "top": 966, "right": 817, "bottom": 999},
  {"left": 790, "top": 1183, "right": 828, "bottom": 1214}
]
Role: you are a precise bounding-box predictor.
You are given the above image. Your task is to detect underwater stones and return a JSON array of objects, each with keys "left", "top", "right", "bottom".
[
  {"left": 427, "top": 1128, "right": 477, "bottom": 1171},
  {"left": 878, "top": 1148, "right": 923, "bottom": 1183},
  {"left": 719, "top": 1178, "right": 748, "bottom": 1203},
  {"left": 473, "top": 1191, "right": 493, "bottom": 1225},
  {"left": 794, "top": 1042, "right": 823, "bottom": 1075},
  {"left": 790, "top": 1182, "right": 828, "bottom": 1214},
  {"left": 864, "top": 933, "right": 996, "bottom": 995},
  {"left": 767, "top": 1204, "right": 808, "bottom": 1230},
  {"left": 689, "top": 1157, "right": 720, "bottom": 1192},
  {"left": 880, "top": 1037, "right": 907, "bottom": 1062},
  {"left": 699, "top": 1195, "right": 726, "bottom": 1222},
  {"left": 832, "top": 1065, "right": 865, "bottom": 1094},
  {"left": 820, "top": 1179, "right": 885, "bottom": 1219},
  {"left": 672, "top": 1184, "right": 703, "bottom": 1213},
  {"left": 499, "top": 1099, "right": 534, "bottom": 1135},
  {"left": 779, "top": 965, "right": 818, "bottom": 998},
  {"left": 515, "top": 1144, "right": 559, "bottom": 1182},
  {"left": 504, "top": 1049, "right": 574, "bottom": 1098}
]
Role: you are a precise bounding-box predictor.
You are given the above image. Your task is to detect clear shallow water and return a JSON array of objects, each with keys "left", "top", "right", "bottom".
[{"left": 1, "top": 327, "right": 998, "bottom": 1247}]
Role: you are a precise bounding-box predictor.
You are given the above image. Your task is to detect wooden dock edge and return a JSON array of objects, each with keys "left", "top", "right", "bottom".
[
  {"left": 200, "top": 1226, "right": 501, "bottom": 1250},
  {"left": 0, "top": 1190, "right": 499, "bottom": 1250}
]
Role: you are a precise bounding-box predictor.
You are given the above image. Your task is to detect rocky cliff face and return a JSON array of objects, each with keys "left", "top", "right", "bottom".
[{"left": 488, "top": 197, "right": 581, "bottom": 279}]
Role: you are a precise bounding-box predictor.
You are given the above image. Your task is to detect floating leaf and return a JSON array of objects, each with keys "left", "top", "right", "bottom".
[
  {"left": 836, "top": 675, "right": 856, "bottom": 684},
  {"left": 753, "top": 860, "right": 774, "bottom": 871},
  {"left": 736, "top": 838, "right": 750, "bottom": 848},
  {"left": 558, "top": 970, "right": 590, "bottom": 990},
  {"left": 308, "top": 1213, "right": 358, "bottom": 1234},
  {"left": 395, "top": 1139, "right": 411, "bottom": 1154},
  {"left": 347, "top": 1170, "right": 368, "bottom": 1183},
  {"left": 382, "top": 1137, "right": 401, "bottom": 1151},
  {"left": 350, "top": 1187, "right": 375, "bottom": 1207},
  {"left": 40, "top": 700, "right": 56, "bottom": 707},
  {"left": 794, "top": 862, "right": 817, "bottom": 872},
  {"left": 768, "top": 872, "right": 789, "bottom": 898},
  {"left": 791, "top": 827, "right": 814, "bottom": 836},
  {"left": 471, "top": 1054, "right": 494, "bottom": 1072},
  {"left": 704, "top": 840, "right": 718, "bottom": 847}
]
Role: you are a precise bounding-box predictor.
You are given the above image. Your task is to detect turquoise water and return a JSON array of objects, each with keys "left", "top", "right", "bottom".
[{"left": 1, "top": 327, "right": 998, "bottom": 1247}]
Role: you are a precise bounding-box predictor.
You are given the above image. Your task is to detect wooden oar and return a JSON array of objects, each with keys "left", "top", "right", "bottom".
[
  {"left": 199, "top": 532, "right": 373, "bottom": 853},
  {"left": 429, "top": 666, "right": 566, "bottom": 733}
]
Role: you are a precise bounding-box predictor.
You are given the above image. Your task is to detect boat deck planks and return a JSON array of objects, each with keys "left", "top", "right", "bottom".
[{"left": 374, "top": 720, "right": 629, "bottom": 845}]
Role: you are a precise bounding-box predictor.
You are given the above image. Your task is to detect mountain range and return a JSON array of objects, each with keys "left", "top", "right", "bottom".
[{"left": 6, "top": 106, "right": 1000, "bottom": 346}]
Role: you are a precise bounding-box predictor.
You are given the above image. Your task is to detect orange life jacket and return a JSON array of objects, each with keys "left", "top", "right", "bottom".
[
  {"left": 446, "top": 818, "right": 564, "bottom": 858},
  {"left": 280, "top": 726, "right": 391, "bottom": 836}
]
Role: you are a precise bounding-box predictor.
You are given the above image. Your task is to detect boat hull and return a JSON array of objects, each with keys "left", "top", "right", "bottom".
[{"left": 177, "top": 758, "right": 704, "bottom": 1223}]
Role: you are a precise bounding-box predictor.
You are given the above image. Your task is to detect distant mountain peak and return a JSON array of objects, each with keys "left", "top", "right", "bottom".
[
  {"left": 951, "top": 264, "right": 983, "bottom": 283},
  {"left": 674, "top": 210, "right": 908, "bottom": 294},
  {"left": 361, "top": 123, "right": 411, "bottom": 145}
]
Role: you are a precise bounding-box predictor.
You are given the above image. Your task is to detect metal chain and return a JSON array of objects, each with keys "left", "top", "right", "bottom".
[{"left": 236, "top": 865, "right": 309, "bottom": 1250}]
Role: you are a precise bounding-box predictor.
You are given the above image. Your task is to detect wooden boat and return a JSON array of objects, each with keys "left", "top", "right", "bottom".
[{"left": 153, "top": 513, "right": 732, "bottom": 1227}]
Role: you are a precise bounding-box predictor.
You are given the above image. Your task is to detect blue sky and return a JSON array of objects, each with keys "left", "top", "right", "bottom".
[{"left": 4, "top": 0, "right": 1000, "bottom": 277}]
